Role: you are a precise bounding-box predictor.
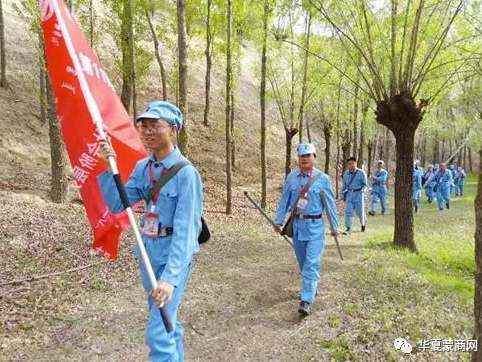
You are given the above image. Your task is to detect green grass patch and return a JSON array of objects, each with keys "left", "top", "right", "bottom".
[{"left": 319, "top": 337, "right": 359, "bottom": 361}]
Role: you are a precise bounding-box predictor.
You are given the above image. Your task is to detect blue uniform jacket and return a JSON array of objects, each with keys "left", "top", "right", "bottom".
[
  {"left": 413, "top": 169, "right": 422, "bottom": 191},
  {"left": 372, "top": 169, "right": 388, "bottom": 192},
  {"left": 274, "top": 168, "right": 339, "bottom": 241},
  {"left": 435, "top": 169, "right": 453, "bottom": 191},
  {"left": 342, "top": 168, "right": 369, "bottom": 194},
  {"left": 97, "top": 147, "right": 203, "bottom": 287}
]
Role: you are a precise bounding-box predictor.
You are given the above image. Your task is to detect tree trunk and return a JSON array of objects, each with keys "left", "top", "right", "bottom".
[
  {"left": 421, "top": 134, "right": 427, "bottom": 167},
  {"left": 306, "top": 119, "right": 312, "bottom": 142},
  {"left": 473, "top": 147, "right": 482, "bottom": 362},
  {"left": 377, "top": 130, "right": 384, "bottom": 161},
  {"left": 0, "top": 0, "right": 7, "bottom": 88},
  {"left": 323, "top": 123, "right": 331, "bottom": 175},
  {"left": 203, "top": 0, "right": 213, "bottom": 126},
  {"left": 225, "top": 0, "right": 232, "bottom": 214},
  {"left": 260, "top": 0, "right": 268, "bottom": 208},
  {"left": 469, "top": 147, "right": 473, "bottom": 173},
  {"left": 298, "top": 11, "right": 311, "bottom": 143},
  {"left": 352, "top": 89, "right": 359, "bottom": 162},
  {"left": 376, "top": 96, "right": 422, "bottom": 251},
  {"left": 358, "top": 105, "right": 366, "bottom": 169},
  {"left": 230, "top": 92, "right": 235, "bottom": 169},
  {"left": 432, "top": 133, "right": 439, "bottom": 162},
  {"left": 177, "top": 0, "right": 188, "bottom": 152},
  {"left": 147, "top": 11, "right": 167, "bottom": 101},
  {"left": 463, "top": 146, "right": 467, "bottom": 168},
  {"left": 385, "top": 127, "right": 391, "bottom": 170},
  {"left": 284, "top": 128, "right": 297, "bottom": 176},
  {"left": 441, "top": 138, "right": 446, "bottom": 162},
  {"left": 38, "top": 32, "right": 46, "bottom": 124},
  {"left": 367, "top": 142, "right": 373, "bottom": 178},
  {"left": 448, "top": 139, "right": 453, "bottom": 163},
  {"left": 120, "top": 0, "right": 133, "bottom": 113},
  {"left": 341, "top": 129, "right": 351, "bottom": 164},
  {"left": 45, "top": 72, "right": 68, "bottom": 203}
]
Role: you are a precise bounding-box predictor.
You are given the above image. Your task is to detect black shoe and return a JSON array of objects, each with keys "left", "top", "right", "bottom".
[
  {"left": 446, "top": 203, "right": 450, "bottom": 210},
  {"left": 361, "top": 225, "right": 366, "bottom": 232},
  {"left": 342, "top": 228, "right": 351, "bottom": 235},
  {"left": 414, "top": 206, "right": 418, "bottom": 213},
  {"left": 298, "top": 301, "right": 311, "bottom": 315},
  {"left": 368, "top": 211, "right": 375, "bottom": 216}
]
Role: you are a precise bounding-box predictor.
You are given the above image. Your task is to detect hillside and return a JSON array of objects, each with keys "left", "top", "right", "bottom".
[{"left": 0, "top": 0, "right": 325, "bottom": 205}]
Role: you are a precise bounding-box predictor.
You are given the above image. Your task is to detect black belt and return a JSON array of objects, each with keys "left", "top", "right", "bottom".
[
  {"left": 293, "top": 213, "right": 322, "bottom": 219},
  {"left": 158, "top": 227, "right": 173, "bottom": 237},
  {"left": 348, "top": 188, "right": 363, "bottom": 192}
]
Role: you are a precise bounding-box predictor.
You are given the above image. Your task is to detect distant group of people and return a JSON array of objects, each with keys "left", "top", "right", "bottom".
[
  {"left": 412, "top": 161, "right": 467, "bottom": 212},
  {"left": 273, "top": 146, "right": 469, "bottom": 317}
]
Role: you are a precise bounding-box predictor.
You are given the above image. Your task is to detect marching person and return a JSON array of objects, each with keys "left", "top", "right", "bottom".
[
  {"left": 449, "top": 164, "right": 457, "bottom": 195},
  {"left": 413, "top": 162, "right": 422, "bottom": 213},
  {"left": 435, "top": 163, "right": 453, "bottom": 210},
  {"left": 97, "top": 101, "right": 203, "bottom": 362},
  {"left": 341, "top": 156, "right": 369, "bottom": 234},
  {"left": 368, "top": 160, "right": 388, "bottom": 216},
  {"left": 273, "top": 143, "right": 339, "bottom": 316},
  {"left": 455, "top": 166, "right": 467, "bottom": 196},
  {"left": 423, "top": 164, "right": 436, "bottom": 203}
]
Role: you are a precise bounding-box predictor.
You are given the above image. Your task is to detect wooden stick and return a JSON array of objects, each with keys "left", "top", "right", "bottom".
[{"left": 0, "top": 260, "right": 108, "bottom": 286}]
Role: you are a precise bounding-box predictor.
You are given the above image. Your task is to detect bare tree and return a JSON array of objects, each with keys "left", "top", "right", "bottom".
[
  {"left": 260, "top": 0, "right": 268, "bottom": 208},
  {"left": 177, "top": 0, "right": 189, "bottom": 151},
  {"left": 146, "top": 10, "right": 167, "bottom": 100},
  {"left": 312, "top": 0, "right": 469, "bottom": 250},
  {"left": 225, "top": 0, "right": 233, "bottom": 214},
  {"left": 0, "top": 0, "right": 7, "bottom": 88},
  {"left": 474, "top": 147, "right": 482, "bottom": 362},
  {"left": 203, "top": 0, "right": 214, "bottom": 126}
]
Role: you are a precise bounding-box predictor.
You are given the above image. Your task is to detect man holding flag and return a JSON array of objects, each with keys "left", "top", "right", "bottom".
[
  {"left": 98, "top": 101, "right": 203, "bottom": 362},
  {"left": 40, "top": 0, "right": 202, "bottom": 360}
]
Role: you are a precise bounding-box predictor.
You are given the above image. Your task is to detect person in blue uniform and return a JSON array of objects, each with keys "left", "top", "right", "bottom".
[
  {"left": 449, "top": 164, "right": 457, "bottom": 195},
  {"left": 455, "top": 166, "right": 467, "bottom": 196},
  {"left": 274, "top": 143, "right": 339, "bottom": 316},
  {"left": 98, "top": 101, "right": 203, "bottom": 362},
  {"left": 434, "top": 163, "right": 453, "bottom": 210},
  {"left": 412, "top": 162, "right": 422, "bottom": 213},
  {"left": 341, "top": 157, "right": 369, "bottom": 233},
  {"left": 368, "top": 160, "right": 388, "bottom": 216},
  {"left": 423, "top": 164, "right": 436, "bottom": 203}
]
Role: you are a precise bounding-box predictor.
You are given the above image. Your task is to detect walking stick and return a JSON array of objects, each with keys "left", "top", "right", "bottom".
[
  {"left": 243, "top": 191, "right": 294, "bottom": 249},
  {"left": 50, "top": 0, "right": 172, "bottom": 332},
  {"left": 320, "top": 192, "right": 344, "bottom": 260}
]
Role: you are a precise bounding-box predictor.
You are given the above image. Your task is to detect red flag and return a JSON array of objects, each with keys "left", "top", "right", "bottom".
[{"left": 41, "top": 0, "right": 147, "bottom": 259}]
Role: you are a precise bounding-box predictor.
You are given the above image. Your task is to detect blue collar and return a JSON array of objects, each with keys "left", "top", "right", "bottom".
[{"left": 149, "top": 147, "right": 182, "bottom": 169}]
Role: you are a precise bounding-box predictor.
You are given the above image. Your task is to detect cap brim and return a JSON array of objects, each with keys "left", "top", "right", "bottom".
[{"left": 136, "top": 112, "right": 160, "bottom": 123}]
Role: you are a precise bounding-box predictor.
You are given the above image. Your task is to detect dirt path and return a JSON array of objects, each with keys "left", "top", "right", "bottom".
[{"left": 0, "top": 188, "right": 472, "bottom": 362}]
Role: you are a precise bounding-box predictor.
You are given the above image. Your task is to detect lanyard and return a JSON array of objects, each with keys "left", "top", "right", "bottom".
[
  {"left": 298, "top": 169, "right": 313, "bottom": 196},
  {"left": 148, "top": 162, "right": 167, "bottom": 211}
]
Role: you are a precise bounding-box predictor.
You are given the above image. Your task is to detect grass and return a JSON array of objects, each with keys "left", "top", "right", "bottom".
[
  {"left": 365, "top": 174, "right": 477, "bottom": 304},
  {"left": 331, "top": 174, "right": 478, "bottom": 361}
]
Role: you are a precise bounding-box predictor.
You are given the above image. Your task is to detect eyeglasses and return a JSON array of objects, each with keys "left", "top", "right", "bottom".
[{"left": 136, "top": 122, "right": 172, "bottom": 134}]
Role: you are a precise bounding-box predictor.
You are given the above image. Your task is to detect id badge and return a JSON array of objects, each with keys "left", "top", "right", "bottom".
[
  {"left": 297, "top": 195, "right": 309, "bottom": 210},
  {"left": 143, "top": 212, "right": 159, "bottom": 237}
]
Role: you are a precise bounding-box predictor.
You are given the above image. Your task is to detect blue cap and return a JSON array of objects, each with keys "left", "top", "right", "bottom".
[
  {"left": 297, "top": 143, "right": 316, "bottom": 156},
  {"left": 136, "top": 101, "right": 183, "bottom": 129}
]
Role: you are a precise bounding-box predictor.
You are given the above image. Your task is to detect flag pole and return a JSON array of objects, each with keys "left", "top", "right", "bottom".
[{"left": 47, "top": 0, "right": 173, "bottom": 332}]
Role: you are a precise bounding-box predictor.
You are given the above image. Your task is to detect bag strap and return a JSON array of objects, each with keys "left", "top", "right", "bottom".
[
  {"left": 345, "top": 169, "right": 359, "bottom": 190},
  {"left": 147, "top": 160, "right": 191, "bottom": 204},
  {"left": 292, "top": 172, "right": 322, "bottom": 214}
]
